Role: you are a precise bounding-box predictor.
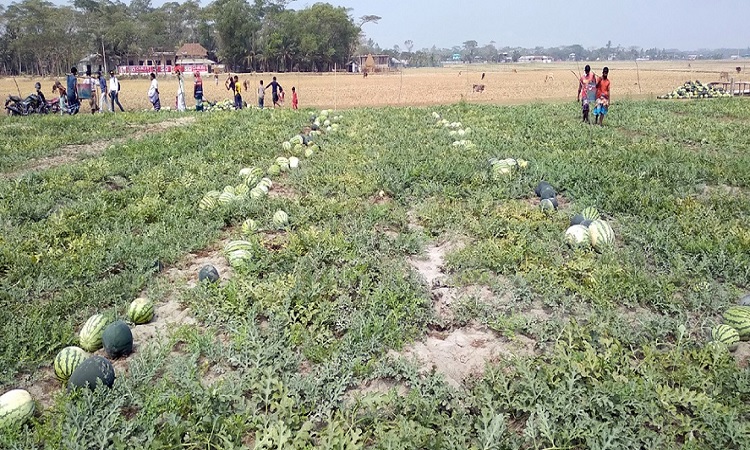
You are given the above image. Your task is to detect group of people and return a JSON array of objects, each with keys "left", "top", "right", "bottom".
[
  {"left": 53, "top": 67, "right": 125, "bottom": 115},
  {"left": 225, "top": 75, "right": 298, "bottom": 110},
  {"left": 577, "top": 65, "right": 610, "bottom": 125}
]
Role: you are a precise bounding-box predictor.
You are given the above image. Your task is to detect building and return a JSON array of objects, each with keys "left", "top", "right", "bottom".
[
  {"left": 76, "top": 54, "right": 119, "bottom": 75},
  {"left": 518, "top": 55, "right": 552, "bottom": 63},
  {"left": 354, "top": 54, "right": 391, "bottom": 73},
  {"left": 175, "top": 43, "right": 217, "bottom": 74},
  {"left": 116, "top": 43, "right": 217, "bottom": 75}
]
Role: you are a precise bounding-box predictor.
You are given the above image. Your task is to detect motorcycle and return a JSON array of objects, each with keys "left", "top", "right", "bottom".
[{"left": 5, "top": 93, "right": 49, "bottom": 116}]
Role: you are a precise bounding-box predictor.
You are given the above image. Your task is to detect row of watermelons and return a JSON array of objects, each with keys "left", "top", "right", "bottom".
[
  {"left": 711, "top": 295, "right": 750, "bottom": 351},
  {"left": 0, "top": 298, "right": 155, "bottom": 429},
  {"left": 197, "top": 109, "right": 340, "bottom": 283},
  {"left": 657, "top": 80, "right": 731, "bottom": 100},
  {"left": 432, "top": 111, "right": 476, "bottom": 149}
]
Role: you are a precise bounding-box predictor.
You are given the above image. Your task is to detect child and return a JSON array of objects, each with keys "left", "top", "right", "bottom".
[
  {"left": 233, "top": 75, "right": 242, "bottom": 109},
  {"left": 291, "top": 86, "right": 298, "bottom": 110},
  {"left": 593, "top": 67, "right": 610, "bottom": 126}
]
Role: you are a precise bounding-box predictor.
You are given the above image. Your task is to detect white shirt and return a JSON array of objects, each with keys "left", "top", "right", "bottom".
[
  {"left": 148, "top": 79, "right": 158, "bottom": 97},
  {"left": 109, "top": 76, "right": 119, "bottom": 93}
]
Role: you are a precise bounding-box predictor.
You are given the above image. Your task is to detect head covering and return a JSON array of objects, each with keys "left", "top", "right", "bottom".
[
  {"left": 35, "top": 82, "right": 41, "bottom": 90},
  {"left": 109, "top": 70, "right": 115, "bottom": 75},
  {"left": 194, "top": 71, "right": 200, "bottom": 78}
]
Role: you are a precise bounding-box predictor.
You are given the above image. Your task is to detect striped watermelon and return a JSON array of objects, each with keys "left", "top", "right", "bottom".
[
  {"left": 0, "top": 389, "right": 34, "bottom": 429},
  {"left": 276, "top": 157, "right": 290, "bottom": 171},
  {"left": 217, "top": 191, "right": 237, "bottom": 205},
  {"left": 226, "top": 249, "right": 252, "bottom": 267},
  {"left": 256, "top": 184, "right": 269, "bottom": 194},
  {"left": 241, "top": 219, "right": 259, "bottom": 235},
  {"left": 273, "top": 210, "right": 289, "bottom": 228},
  {"left": 290, "top": 135, "right": 304, "bottom": 145},
  {"left": 54, "top": 346, "right": 88, "bottom": 382},
  {"left": 249, "top": 187, "right": 265, "bottom": 199},
  {"left": 234, "top": 184, "right": 250, "bottom": 197},
  {"left": 712, "top": 324, "right": 740, "bottom": 351},
  {"left": 199, "top": 191, "right": 221, "bottom": 210},
  {"left": 282, "top": 141, "right": 292, "bottom": 151},
  {"left": 127, "top": 297, "right": 154, "bottom": 324},
  {"left": 244, "top": 167, "right": 264, "bottom": 185},
  {"left": 239, "top": 167, "right": 253, "bottom": 177},
  {"left": 267, "top": 165, "right": 281, "bottom": 176},
  {"left": 224, "top": 240, "right": 253, "bottom": 254},
  {"left": 589, "top": 220, "right": 615, "bottom": 251},
  {"left": 565, "top": 225, "right": 590, "bottom": 248},
  {"left": 222, "top": 185, "right": 236, "bottom": 195},
  {"left": 540, "top": 198, "right": 556, "bottom": 213},
  {"left": 581, "top": 207, "right": 601, "bottom": 221},
  {"left": 723, "top": 306, "right": 750, "bottom": 340},
  {"left": 79, "top": 314, "right": 110, "bottom": 352},
  {"left": 259, "top": 178, "right": 273, "bottom": 189}
]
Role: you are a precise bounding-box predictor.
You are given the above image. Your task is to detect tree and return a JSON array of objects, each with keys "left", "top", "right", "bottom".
[
  {"left": 210, "top": 0, "right": 258, "bottom": 71},
  {"left": 404, "top": 39, "right": 413, "bottom": 54},
  {"left": 462, "top": 40, "right": 477, "bottom": 62}
]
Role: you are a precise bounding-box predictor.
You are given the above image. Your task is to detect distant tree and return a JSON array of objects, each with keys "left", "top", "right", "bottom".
[
  {"left": 512, "top": 50, "right": 521, "bottom": 62},
  {"left": 404, "top": 39, "right": 413, "bottom": 54},
  {"left": 462, "top": 39, "right": 478, "bottom": 62}
]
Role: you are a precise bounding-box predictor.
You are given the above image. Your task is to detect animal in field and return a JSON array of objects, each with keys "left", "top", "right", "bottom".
[
  {"left": 719, "top": 71, "right": 730, "bottom": 81},
  {"left": 512, "top": 68, "right": 518, "bottom": 73},
  {"left": 545, "top": 73, "right": 554, "bottom": 82},
  {"left": 737, "top": 66, "right": 742, "bottom": 74},
  {"left": 472, "top": 84, "right": 485, "bottom": 93},
  {"left": 481, "top": 72, "right": 485, "bottom": 80}
]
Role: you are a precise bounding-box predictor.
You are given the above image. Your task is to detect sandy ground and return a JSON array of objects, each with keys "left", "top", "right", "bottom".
[{"left": 3, "top": 60, "right": 747, "bottom": 111}]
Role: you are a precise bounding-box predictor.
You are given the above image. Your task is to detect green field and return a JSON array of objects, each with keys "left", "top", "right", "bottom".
[{"left": 1, "top": 100, "right": 750, "bottom": 448}]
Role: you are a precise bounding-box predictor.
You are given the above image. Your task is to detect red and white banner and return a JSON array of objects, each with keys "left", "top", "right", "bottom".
[{"left": 117, "top": 64, "right": 209, "bottom": 74}]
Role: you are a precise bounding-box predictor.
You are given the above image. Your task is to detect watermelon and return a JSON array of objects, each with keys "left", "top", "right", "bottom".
[
  {"left": 244, "top": 167, "right": 264, "bottom": 185},
  {"left": 290, "top": 135, "right": 304, "bottom": 145},
  {"left": 581, "top": 207, "right": 601, "bottom": 221},
  {"left": 198, "top": 265, "right": 220, "bottom": 283},
  {"left": 723, "top": 306, "right": 750, "bottom": 340},
  {"left": 222, "top": 185, "right": 236, "bottom": 195},
  {"left": 249, "top": 187, "right": 265, "bottom": 199},
  {"left": 217, "top": 191, "right": 237, "bottom": 205},
  {"left": 581, "top": 219, "right": 593, "bottom": 227},
  {"left": 282, "top": 141, "right": 292, "bottom": 151},
  {"left": 534, "top": 182, "right": 552, "bottom": 196},
  {"left": 239, "top": 167, "right": 253, "bottom": 177},
  {"left": 267, "top": 165, "right": 281, "bottom": 176},
  {"left": 127, "top": 297, "right": 154, "bottom": 324},
  {"left": 102, "top": 321, "right": 133, "bottom": 358},
  {"left": 259, "top": 178, "right": 273, "bottom": 189},
  {"left": 0, "top": 389, "right": 34, "bottom": 429},
  {"left": 540, "top": 198, "right": 556, "bottom": 213},
  {"left": 273, "top": 210, "right": 289, "bottom": 228},
  {"left": 256, "top": 184, "right": 269, "bottom": 194},
  {"left": 570, "top": 214, "right": 585, "bottom": 226},
  {"left": 242, "top": 219, "right": 259, "bottom": 235},
  {"left": 199, "top": 191, "right": 221, "bottom": 210},
  {"left": 226, "top": 249, "right": 252, "bottom": 267},
  {"left": 539, "top": 186, "right": 556, "bottom": 200},
  {"left": 53, "top": 346, "right": 88, "bottom": 383},
  {"left": 224, "top": 240, "right": 253, "bottom": 254},
  {"left": 565, "top": 225, "right": 590, "bottom": 247},
  {"left": 712, "top": 324, "right": 740, "bottom": 351},
  {"left": 234, "top": 184, "right": 250, "bottom": 197},
  {"left": 68, "top": 355, "right": 115, "bottom": 391},
  {"left": 276, "top": 157, "right": 290, "bottom": 172},
  {"left": 79, "top": 314, "right": 110, "bottom": 352},
  {"left": 289, "top": 156, "right": 300, "bottom": 169},
  {"left": 589, "top": 220, "right": 615, "bottom": 251}
]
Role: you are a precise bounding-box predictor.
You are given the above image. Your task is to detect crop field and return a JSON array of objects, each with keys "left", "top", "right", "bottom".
[
  {"left": 2, "top": 60, "right": 748, "bottom": 111},
  {"left": 1, "top": 95, "right": 750, "bottom": 448}
]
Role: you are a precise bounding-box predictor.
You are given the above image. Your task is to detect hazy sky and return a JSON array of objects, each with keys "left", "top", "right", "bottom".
[{"left": 36, "top": 0, "right": 749, "bottom": 51}]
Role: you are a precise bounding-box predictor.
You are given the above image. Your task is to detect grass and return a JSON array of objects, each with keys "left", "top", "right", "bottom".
[{"left": 1, "top": 98, "right": 750, "bottom": 448}]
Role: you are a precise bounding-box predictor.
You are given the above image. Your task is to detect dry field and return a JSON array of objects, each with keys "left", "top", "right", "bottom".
[{"left": 2, "top": 60, "right": 747, "bottom": 111}]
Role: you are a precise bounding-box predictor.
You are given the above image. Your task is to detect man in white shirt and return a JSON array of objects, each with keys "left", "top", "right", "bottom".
[
  {"left": 108, "top": 70, "right": 124, "bottom": 112},
  {"left": 148, "top": 72, "right": 160, "bottom": 111}
]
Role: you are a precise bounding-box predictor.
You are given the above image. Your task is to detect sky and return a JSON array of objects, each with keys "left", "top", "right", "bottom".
[{"left": 33, "top": 0, "right": 750, "bottom": 52}]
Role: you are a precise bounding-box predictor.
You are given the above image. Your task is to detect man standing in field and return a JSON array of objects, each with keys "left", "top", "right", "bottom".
[
  {"left": 577, "top": 64, "right": 597, "bottom": 123},
  {"left": 97, "top": 71, "right": 109, "bottom": 112},
  {"left": 66, "top": 67, "right": 79, "bottom": 115},
  {"left": 194, "top": 71, "right": 204, "bottom": 111},
  {"left": 265, "top": 76, "right": 283, "bottom": 108},
  {"left": 109, "top": 70, "right": 124, "bottom": 112},
  {"left": 594, "top": 67, "right": 610, "bottom": 126},
  {"left": 258, "top": 80, "right": 265, "bottom": 109},
  {"left": 148, "top": 72, "right": 161, "bottom": 111}
]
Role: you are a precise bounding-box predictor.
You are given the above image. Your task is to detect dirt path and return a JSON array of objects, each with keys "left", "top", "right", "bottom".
[{"left": 3, "top": 116, "right": 196, "bottom": 179}]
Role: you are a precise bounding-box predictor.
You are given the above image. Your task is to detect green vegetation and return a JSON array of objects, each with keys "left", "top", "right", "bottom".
[{"left": 1, "top": 99, "right": 750, "bottom": 448}]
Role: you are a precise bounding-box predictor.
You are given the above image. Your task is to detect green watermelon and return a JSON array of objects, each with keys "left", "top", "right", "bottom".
[
  {"left": 198, "top": 265, "right": 220, "bottom": 283},
  {"left": 565, "top": 225, "right": 590, "bottom": 248},
  {"left": 79, "top": 314, "right": 110, "bottom": 352},
  {"left": 540, "top": 198, "right": 556, "bottom": 213},
  {"left": 54, "top": 346, "right": 89, "bottom": 382},
  {"left": 242, "top": 219, "right": 259, "bottom": 235},
  {"left": 217, "top": 191, "right": 237, "bottom": 205},
  {"left": 244, "top": 167, "right": 264, "bottom": 185},
  {"left": 581, "top": 207, "right": 601, "bottom": 221},
  {"left": 589, "top": 220, "right": 615, "bottom": 251},
  {"left": 259, "top": 177, "right": 273, "bottom": 188},
  {"left": 534, "top": 181, "right": 552, "bottom": 196},
  {"left": 226, "top": 249, "right": 252, "bottom": 267},
  {"left": 199, "top": 191, "right": 221, "bottom": 210},
  {"left": 67, "top": 355, "right": 116, "bottom": 391},
  {"left": 249, "top": 187, "right": 265, "bottom": 199},
  {"left": 127, "top": 297, "right": 154, "bottom": 324},
  {"left": 234, "top": 183, "right": 250, "bottom": 197},
  {"left": 222, "top": 185, "right": 236, "bottom": 195},
  {"left": 581, "top": 219, "right": 593, "bottom": 227},
  {"left": 539, "top": 186, "right": 556, "bottom": 200},
  {"left": 267, "top": 165, "right": 281, "bottom": 176},
  {"left": 712, "top": 324, "right": 740, "bottom": 351},
  {"left": 276, "top": 157, "right": 290, "bottom": 171},
  {"left": 282, "top": 141, "right": 292, "bottom": 151},
  {"left": 224, "top": 240, "right": 253, "bottom": 254},
  {"left": 723, "top": 306, "right": 750, "bottom": 340},
  {"left": 102, "top": 321, "right": 133, "bottom": 358},
  {"left": 273, "top": 210, "right": 289, "bottom": 228},
  {"left": 570, "top": 214, "right": 585, "bottom": 226},
  {"left": 0, "top": 389, "right": 34, "bottom": 429}
]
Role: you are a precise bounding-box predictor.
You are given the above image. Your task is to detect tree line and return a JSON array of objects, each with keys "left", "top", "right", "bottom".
[{"left": 0, "top": 0, "right": 362, "bottom": 75}]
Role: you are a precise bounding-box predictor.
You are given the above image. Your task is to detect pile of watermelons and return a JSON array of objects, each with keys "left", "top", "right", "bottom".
[
  {"left": 711, "top": 295, "right": 750, "bottom": 351},
  {"left": 657, "top": 80, "right": 731, "bottom": 99}
]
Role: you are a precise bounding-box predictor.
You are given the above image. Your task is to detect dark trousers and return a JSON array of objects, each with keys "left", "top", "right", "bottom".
[
  {"left": 234, "top": 94, "right": 242, "bottom": 110},
  {"left": 109, "top": 91, "right": 124, "bottom": 112}
]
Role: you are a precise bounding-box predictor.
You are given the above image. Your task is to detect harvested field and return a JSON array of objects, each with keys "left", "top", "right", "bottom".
[{"left": 3, "top": 60, "right": 747, "bottom": 111}]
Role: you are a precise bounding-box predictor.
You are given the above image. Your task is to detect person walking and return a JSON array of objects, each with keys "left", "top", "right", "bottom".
[
  {"left": 175, "top": 69, "right": 186, "bottom": 112},
  {"left": 82, "top": 69, "right": 99, "bottom": 114},
  {"left": 594, "top": 67, "right": 611, "bottom": 126},
  {"left": 66, "top": 67, "right": 80, "bottom": 115},
  {"left": 265, "top": 76, "right": 283, "bottom": 107},
  {"left": 148, "top": 72, "right": 160, "bottom": 111},
  {"left": 232, "top": 75, "right": 242, "bottom": 109},
  {"left": 97, "top": 71, "right": 109, "bottom": 112},
  {"left": 291, "top": 86, "right": 298, "bottom": 110},
  {"left": 577, "top": 64, "right": 597, "bottom": 124},
  {"left": 257, "top": 80, "right": 265, "bottom": 109},
  {"left": 194, "top": 71, "right": 204, "bottom": 111},
  {"left": 108, "top": 70, "right": 124, "bottom": 112}
]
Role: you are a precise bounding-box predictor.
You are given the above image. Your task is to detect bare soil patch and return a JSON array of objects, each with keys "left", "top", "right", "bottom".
[
  {"left": 344, "top": 378, "right": 409, "bottom": 405},
  {"left": 165, "top": 239, "right": 233, "bottom": 288},
  {"left": 733, "top": 342, "right": 750, "bottom": 368},
  {"left": 268, "top": 182, "right": 298, "bottom": 199},
  {"left": 396, "top": 325, "right": 535, "bottom": 388}
]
